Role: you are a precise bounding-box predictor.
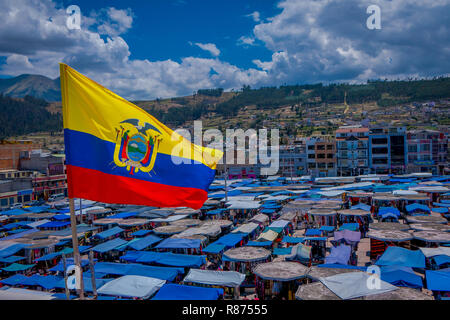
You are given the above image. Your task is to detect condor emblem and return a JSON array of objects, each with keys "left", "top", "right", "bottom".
[{"left": 113, "top": 119, "right": 162, "bottom": 174}]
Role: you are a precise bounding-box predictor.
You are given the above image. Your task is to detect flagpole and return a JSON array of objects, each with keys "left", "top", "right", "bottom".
[
  {"left": 224, "top": 162, "right": 228, "bottom": 203},
  {"left": 69, "top": 197, "right": 85, "bottom": 299}
]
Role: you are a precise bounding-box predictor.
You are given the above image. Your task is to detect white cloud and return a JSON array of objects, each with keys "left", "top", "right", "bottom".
[
  {"left": 192, "top": 42, "right": 221, "bottom": 57},
  {"left": 0, "top": 0, "right": 448, "bottom": 101},
  {"left": 252, "top": 0, "right": 450, "bottom": 84},
  {"left": 245, "top": 11, "right": 261, "bottom": 22},
  {"left": 96, "top": 7, "right": 133, "bottom": 36},
  {"left": 237, "top": 36, "right": 256, "bottom": 47}
]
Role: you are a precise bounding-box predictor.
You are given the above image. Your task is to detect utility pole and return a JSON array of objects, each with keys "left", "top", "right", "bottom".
[
  {"left": 69, "top": 198, "right": 85, "bottom": 299},
  {"left": 224, "top": 162, "right": 228, "bottom": 203},
  {"left": 79, "top": 198, "right": 82, "bottom": 224}
]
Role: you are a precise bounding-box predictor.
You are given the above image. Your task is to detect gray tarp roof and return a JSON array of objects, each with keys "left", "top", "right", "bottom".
[
  {"left": 0, "top": 287, "right": 55, "bottom": 300},
  {"left": 319, "top": 272, "right": 397, "bottom": 300},
  {"left": 419, "top": 246, "right": 450, "bottom": 258},
  {"left": 97, "top": 275, "right": 165, "bottom": 299},
  {"left": 183, "top": 269, "right": 245, "bottom": 287}
]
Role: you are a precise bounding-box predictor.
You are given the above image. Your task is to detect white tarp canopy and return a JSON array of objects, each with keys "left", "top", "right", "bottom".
[
  {"left": 0, "top": 288, "right": 55, "bottom": 300},
  {"left": 226, "top": 201, "right": 261, "bottom": 210},
  {"left": 224, "top": 196, "right": 256, "bottom": 202},
  {"left": 250, "top": 214, "right": 269, "bottom": 224},
  {"left": 177, "top": 224, "right": 222, "bottom": 238},
  {"left": 269, "top": 219, "right": 290, "bottom": 228},
  {"left": 321, "top": 182, "right": 374, "bottom": 191},
  {"left": 257, "top": 229, "right": 279, "bottom": 242},
  {"left": 419, "top": 246, "right": 450, "bottom": 258},
  {"left": 263, "top": 196, "right": 291, "bottom": 202},
  {"left": 319, "top": 272, "right": 397, "bottom": 300},
  {"left": 318, "top": 190, "right": 346, "bottom": 197},
  {"left": 392, "top": 190, "right": 419, "bottom": 196},
  {"left": 149, "top": 215, "right": 188, "bottom": 223},
  {"left": 231, "top": 222, "right": 259, "bottom": 234},
  {"left": 97, "top": 275, "right": 165, "bottom": 299},
  {"left": 183, "top": 269, "right": 245, "bottom": 287},
  {"left": 27, "top": 219, "right": 51, "bottom": 228},
  {"left": 410, "top": 186, "right": 449, "bottom": 193}
]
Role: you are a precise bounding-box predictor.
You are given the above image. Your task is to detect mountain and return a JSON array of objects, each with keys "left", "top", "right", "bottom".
[{"left": 0, "top": 74, "right": 61, "bottom": 102}]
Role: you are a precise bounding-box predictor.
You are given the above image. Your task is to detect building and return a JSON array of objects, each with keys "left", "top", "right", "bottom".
[
  {"left": 278, "top": 143, "right": 307, "bottom": 178},
  {"left": 406, "top": 130, "right": 448, "bottom": 174},
  {"left": 302, "top": 136, "right": 336, "bottom": 177},
  {"left": 0, "top": 140, "right": 38, "bottom": 170},
  {"left": 0, "top": 170, "right": 34, "bottom": 210},
  {"left": 20, "top": 150, "right": 67, "bottom": 200},
  {"left": 336, "top": 126, "right": 369, "bottom": 176},
  {"left": 368, "top": 127, "right": 407, "bottom": 174}
]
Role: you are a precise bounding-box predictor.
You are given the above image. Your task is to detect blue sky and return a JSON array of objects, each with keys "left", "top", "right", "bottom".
[
  {"left": 0, "top": 0, "right": 449, "bottom": 100},
  {"left": 61, "top": 0, "right": 278, "bottom": 69}
]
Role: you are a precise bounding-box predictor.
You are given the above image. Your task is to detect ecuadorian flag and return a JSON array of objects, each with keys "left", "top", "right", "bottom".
[{"left": 60, "top": 64, "right": 223, "bottom": 210}]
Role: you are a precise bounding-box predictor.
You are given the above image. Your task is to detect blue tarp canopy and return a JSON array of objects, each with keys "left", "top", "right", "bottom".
[
  {"left": 282, "top": 236, "right": 304, "bottom": 244},
  {"left": 433, "top": 202, "right": 450, "bottom": 208},
  {"left": 155, "top": 238, "right": 201, "bottom": 249},
  {"left": 35, "top": 252, "right": 60, "bottom": 262},
  {"left": 38, "top": 221, "right": 70, "bottom": 228},
  {"left": 135, "top": 252, "right": 206, "bottom": 268},
  {"left": 92, "top": 238, "right": 128, "bottom": 253},
  {"left": 320, "top": 226, "right": 335, "bottom": 232},
  {"left": 431, "top": 207, "right": 448, "bottom": 214},
  {"left": 376, "top": 246, "right": 426, "bottom": 268},
  {"left": 380, "top": 266, "right": 423, "bottom": 289},
  {"left": 339, "top": 223, "right": 359, "bottom": 231},
  {"left": 1, "top": 208, "right": 28, "bottom": 216},
  {"left": 273, "top": 247, "right": 293, "bottom": 255},
  {"left": 246, "top": 241, "right": 272, "bottom": 247},
  {"left": 109, "top": 211, "right": 139, "bottom": 219},
  {"left": 2, "top": 263, "right": 35, "bottom": 272},
  {"left": 0, "top": 255, "right": 25, "bottom": 263},
  {"left": 0, "top": 244, "right": 27, "bottom": 257},
  {"left": 128, "top": 235, "right": 162, "bottom": 251},
  {"left": 34, "top": 246, "right": 91, "bottom": 262},
  {"left": 131, "top": 230, "right": 152, "bottom": 237},
  {"left": 206, "top": 209, "right": 227, "bottom": 215},
  {"left": 19, "top": 274, "right": 64, "bottom": 290},
  {"left": 378, "top": 207, "right": 401, "bottom": 217},
  {"left": 0, "top": 274, "right": 28, "bottom": 285},
  {"left": 214, "top": 233, "right": 244, "bottom": 248},
  {"left": 305, "top": 229, "right": 322, "bottom": 237},
  {"left": 317, "top": 264, "right": 366, "bottom": 271},
  {"left": 406, "top": 203, "right": 430, "bottom": 213},
  {"left": 94, "top": 226, "right": 124, "bottom": 239},
  {"left": 433, "top": 255, "right": 450, "bottom": 266},
  {"left": 203, "top": 243, "right": 226, "bottom": 254},
  {"left": 350, "top": 203, "right": 371, "bottom": 211},
  {"left": 152, "top": 283, "right": 223, "bottom": 300},
  {"left": 380, "top": 212, "right": 399, "bottom": 221},
  {"left": 49, "top": 259, "right": 91, "bottom": 272},
  {"left": 426, "top": 269, "right": 450, "bottom": 291},
  {"left": 1, "top": 222, "right": 32, "bottom": 230},
  {"left": 325, "top": 244, "right": 351, "bottom": 265},
  {"left": 51, "top": 214, "right": 70, "bottom": 221},
  {"left": 24, "top": 206, "right": 50, "bottom": 213},
  {"left": 93, "top": 262, "right": 183, "bottom": 281},
  {"left": 260, "top": 209, "right": 277, "bottom": 214},
  {"left": 121, "top": 251, "right": 206, "bottom": 268}
]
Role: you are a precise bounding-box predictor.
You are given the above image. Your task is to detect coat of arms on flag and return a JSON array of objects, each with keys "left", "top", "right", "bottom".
[{"left": 114, "top": 119, "right": 162, "bottom": 175}]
